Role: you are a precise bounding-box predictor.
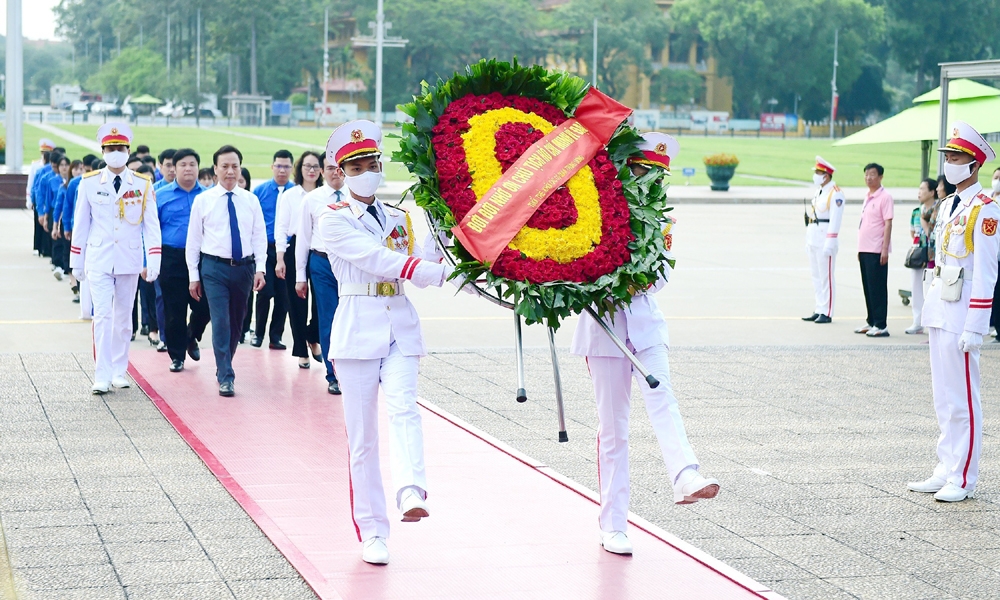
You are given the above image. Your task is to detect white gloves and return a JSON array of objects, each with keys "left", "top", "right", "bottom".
[
  {"left": 822, "top": 238, "right": 838, "bottom": 256},
  {"left": 442, "top": 264, "right": 478, "bottom": 296},
  {"left": 144, "top": 269, "right": 159, "bottom": 283},
  {"left": 959, "top": 331, "right": 983, "bottom": 353},
  {"left": 72, "top": 268, "right": 85, "bottom": 282},
  {"left": 421, "top": 231, "right": 447, "bottom": 263}
]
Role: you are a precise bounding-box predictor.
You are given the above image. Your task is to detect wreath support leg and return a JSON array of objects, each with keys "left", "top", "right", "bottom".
[
  {"left": 583, "top": 306, "right": 661, "bottom": 389},
  {"left": 547, "top": 327, "right": 569, "bottom": 443},
  {"left": 514, "top": 313, "right": 528, "bottom": 403}
]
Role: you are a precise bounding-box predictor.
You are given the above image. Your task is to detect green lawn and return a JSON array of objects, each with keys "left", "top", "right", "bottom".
[{"left": 5, "top": 123, "right": 983, "bottom": 189}]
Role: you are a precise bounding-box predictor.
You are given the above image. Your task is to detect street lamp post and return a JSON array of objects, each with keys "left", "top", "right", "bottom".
[
  {"left": 352, "top": 0, "right": 408, "bottom": 128},
  {"left": 5, "top": 0, "right": 24, "bottom": 174}
]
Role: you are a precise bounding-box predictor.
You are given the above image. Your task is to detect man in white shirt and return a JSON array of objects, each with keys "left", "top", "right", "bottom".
[{"left": 185, "top": 145, "right": 267, "bottom": 397}]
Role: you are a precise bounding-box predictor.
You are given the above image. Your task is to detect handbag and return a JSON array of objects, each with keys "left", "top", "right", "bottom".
[{"left": 904, "top": 244, "right": 928, "bottom": 269}]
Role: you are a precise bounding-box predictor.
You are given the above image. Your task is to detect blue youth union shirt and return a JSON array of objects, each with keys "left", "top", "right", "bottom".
[
  {"left": 157, "top": 181, "right": 206, "bottom": 248},
  {"left": 253, "top": 179, "right": 295, "bottom": 244}
]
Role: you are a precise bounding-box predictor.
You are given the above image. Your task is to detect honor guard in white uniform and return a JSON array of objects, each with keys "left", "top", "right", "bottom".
[
  {"left": 571, "top": 133, "right": 719, "bottom": 556},
  {"left": 909, "top": 122, "right": 1000, "bottom": 502},
  {"left": 802, "top": 156, "right": 845, "bottom": 323},
  {"left": 317, "top": 121, "right": 454, "bottom": 565},
  {"left": 70, "top": 123, "right": 161, "bottom": 394}
]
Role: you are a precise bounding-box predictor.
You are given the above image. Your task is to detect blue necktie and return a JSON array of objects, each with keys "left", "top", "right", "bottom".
[
  {"left": 335, "top": 190, "right": 342, "bottom": 202},
  {"left": 227, "top": 192, "right": 243, "bottom": 260}
]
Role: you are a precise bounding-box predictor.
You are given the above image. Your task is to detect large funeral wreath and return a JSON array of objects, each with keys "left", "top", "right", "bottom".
[{"left": 394, "top": 59, "right": 672, "bottom": 328}]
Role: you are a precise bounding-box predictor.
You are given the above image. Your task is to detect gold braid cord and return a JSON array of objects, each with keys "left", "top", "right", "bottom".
[
  {"left": 942, "top": 203, "right": 982, "bottom": 259},
  {"left": 117, "top": 180, "right": 148, "bottom": 226}
]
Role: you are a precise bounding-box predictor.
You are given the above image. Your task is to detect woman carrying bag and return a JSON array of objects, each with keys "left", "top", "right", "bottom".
[{"left": 904, "top": 178, "right": 940, "bottom": 334}]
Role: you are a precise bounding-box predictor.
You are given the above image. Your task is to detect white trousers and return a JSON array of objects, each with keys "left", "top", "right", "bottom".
[
  {"left": 910, "top": 267, "right": 925, "bottom": 328},
  {"left": 89, "top": 272, "right": 139, "bottom": 384},
  {"left": 928, "top": 328, "right": 982, "bottom": 490},
  {"left": 807, "top": 245, "right": 836, "bottom": 317},
  {"left": 334, "top": 342, "right": 426, "bottom": 542},
  {"left": 586, "top": 345, "right": 698, "bottom": 533}
]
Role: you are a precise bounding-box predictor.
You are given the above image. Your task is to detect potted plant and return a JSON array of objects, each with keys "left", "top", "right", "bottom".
[{"left": 703, "top": 153, "right": 739, "bottom": 191}]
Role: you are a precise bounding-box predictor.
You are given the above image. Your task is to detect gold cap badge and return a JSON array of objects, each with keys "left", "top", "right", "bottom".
[
  {"left": 111, "top": 127, "right": 119, "bottom": 135},
  {"left": 654, "top": 142, "right": 667, "bottom": 155},
  {"left": 953, "top": 127, "right": 960, "bottom": 137},
  {"left": 351, "top": 129, "right": 364, "bottom": 142}
]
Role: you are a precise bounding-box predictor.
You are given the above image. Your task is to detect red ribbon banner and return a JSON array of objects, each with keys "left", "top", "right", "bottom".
[{"left": 451, "top": 88, "right": 633, "bottom": 265}]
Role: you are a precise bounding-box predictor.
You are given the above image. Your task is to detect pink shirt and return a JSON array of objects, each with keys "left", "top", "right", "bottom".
[{"left": 859, "top": 186, "right": 893, "bottom": 253}]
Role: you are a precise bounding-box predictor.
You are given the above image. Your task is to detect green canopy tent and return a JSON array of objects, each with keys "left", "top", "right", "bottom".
[
  {"left": 129, "top": 94, "right": 163, "bottom": 105},
  {"left": 834, "top": 79, "right": 1000, "bottom": 179}
]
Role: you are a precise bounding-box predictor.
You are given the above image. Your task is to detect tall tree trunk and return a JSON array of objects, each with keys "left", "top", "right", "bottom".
[{"left": 250, "top": 17, "right": 258, "bottom": 95}]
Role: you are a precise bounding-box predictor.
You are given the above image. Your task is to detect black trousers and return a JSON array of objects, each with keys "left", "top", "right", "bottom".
[
  {"left": 32, "top": 206, "right": 45, "bottom": 254},
  {"left": 254, "top": 243, "right": 288, "bottom": 344},
  {"left": 858, "top": 252, "right": 888, "bottom": 329},
  {"left": 138, "top": 279, "right": 157, "bottom": 331},
  {"left": 201, "top": 256, "right": 254, "bottom": 384},
  {"left": 283, "top": 237, "right": 318, "bottom": 358},
  {"left": 160, "top": 247, "right": 210, "bottom": 362},
  {"left": 39, "top": 212, "right": 52, "bottom": 258},
  {"left": 991, "top": 261, "right": 1000, "bottom": 332},
  {"left": 51, "top": 235, "right": 68, "bottom": 271}
]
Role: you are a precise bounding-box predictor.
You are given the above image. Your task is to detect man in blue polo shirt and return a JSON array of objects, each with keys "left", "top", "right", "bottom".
[
  {"left": 250, "top": 149, "right": 295, "bottom": 349},
  {"left": 33, "top": 149, "right": 64, "bottom": 260},
  {"left": 157, "top": 148, "right": 210, "bottom": 372}
]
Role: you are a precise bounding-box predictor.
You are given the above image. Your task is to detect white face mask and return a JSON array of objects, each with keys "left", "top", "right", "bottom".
[
  {"left": 992, "top": 178, "right": 1000, "bottom": 194},
  {"left": 944, "top": 161, "right": 974, "bottom": 185},
  {"left": 103, "top": 150, "right": 129, "bottom": 169},
  {"left": 345, "top": 170, "right": 384, "bottom": 197},
  {"left": 812, "top": 173, "right": 827, "bottom": 186}
]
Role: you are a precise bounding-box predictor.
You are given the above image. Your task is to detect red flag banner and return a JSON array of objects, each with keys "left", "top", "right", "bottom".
[{"left": 451, "top": 88, "right": 633, "bottom": 265}]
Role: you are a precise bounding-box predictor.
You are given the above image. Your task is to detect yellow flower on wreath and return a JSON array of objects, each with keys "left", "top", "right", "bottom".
[{"left": 461, "top": 107, "right": 603, "bottom": 264}]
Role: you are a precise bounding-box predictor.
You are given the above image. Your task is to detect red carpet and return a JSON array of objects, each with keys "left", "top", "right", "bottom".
[{"left": 129, "top": 345, "right": 780, "bottom": 599}]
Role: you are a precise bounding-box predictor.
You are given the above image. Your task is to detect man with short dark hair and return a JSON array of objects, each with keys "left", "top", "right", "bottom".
[
  {"left": 135, "top": 144, "right": 151, "bottom": 158},
  {"left": 250, "top": 149, "right": 295, "bottom": 349},
  {"left": 158, "top": 148, "right": 210, "bottom": 373},
  {"left": 856, "top": 163, "right": 893, "bottom": 337},
  {"left": 186, "top": 145, "right": 267, "bottom": 396},
  {"left": 155, "top": 149, "right": 177, "bottom": 188}
]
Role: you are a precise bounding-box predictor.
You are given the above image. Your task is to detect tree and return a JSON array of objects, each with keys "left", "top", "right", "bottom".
[
  {"left": 86, "top": 47, "right": 167, "bottom": 98},
  {"left": 550, "top": 0, "right": 671, "bottom": 100},
  {"left": 671, "top": 0, "right": 885, "bottom": 118},
  {"left": 882, "top": 0, "right": 1000, "bottom": 94},
  {"left": 650, "top": 68, "right": 704, "bottom": 108},
  {"left": 838, "top": 63, "right": 890, "bottom": 120}
]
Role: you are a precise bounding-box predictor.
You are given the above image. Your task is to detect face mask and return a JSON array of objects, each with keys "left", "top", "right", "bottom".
[
  {"left": 345, "top": 170, "right": 384, "bottom": 197},
  {"left": 992, "top": 179, "right": 1000, "bottom": 194},
  {"left": 103, "top": 151, "right": 129, "bottom": 169},
  {"left": 812, "top": 174, "right": 826, "bottom": 186},
  {"left": 944, "top": 161, "right": 974, "bottom": 185}
]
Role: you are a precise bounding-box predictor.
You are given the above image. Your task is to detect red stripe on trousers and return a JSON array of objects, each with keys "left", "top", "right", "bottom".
[
  {"left": 962, "top": 353, "right": 975, "bottom": 489},
  {"left": 346, "top": 427, "right": 362, "bottom": 542}
]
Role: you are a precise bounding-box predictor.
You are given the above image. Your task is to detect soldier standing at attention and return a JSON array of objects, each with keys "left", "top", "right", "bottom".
[
  {"left": 70, "top": 123, "right": 161, "bottom": 394},
  {"left": 802, "top": 156, "right": 845, "bottom": 324},
  {"left": 909, "top": 122, "right": 1000, "bottom": 502}
]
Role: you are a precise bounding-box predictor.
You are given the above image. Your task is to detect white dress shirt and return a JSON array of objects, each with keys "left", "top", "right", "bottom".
[
  {"left": 185, "top": 183, "right": 268, "bottom": 282},
  {"left": 274, "top": 185, "right": 309, "bottom": 253},
  {"left": 295, "top": 183, "right": 350, "bottom": 282}
]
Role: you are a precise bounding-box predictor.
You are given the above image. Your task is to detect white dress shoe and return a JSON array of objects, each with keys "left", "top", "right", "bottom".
[
  {"left": 111, "top": 376, "right": 131, "bottom": 389},
  {"left": 91, "top": 381, "right": 111, "bottom": 395},
  {"left": 601, "top": 531, "right": 633, "bottom": 555},
  {"left": 907, "top": 475, "right": 947, "bottom": 493},
  {"left": 934, "top": 482, "right": 974, "bottom": 502},
  {"left": 399, "top": 488, "right": 429, "bottom": 522},
  {"left": 362, "top": 537, "right": 389, "bottom": 565},
  {"left": 674, "top": 470, "right": 720, "bottom": 504}
]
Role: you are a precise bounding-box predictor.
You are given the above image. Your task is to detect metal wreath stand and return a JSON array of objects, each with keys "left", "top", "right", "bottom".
[{"left": 422, "top": 210, "right": 661, "bottom": 443}]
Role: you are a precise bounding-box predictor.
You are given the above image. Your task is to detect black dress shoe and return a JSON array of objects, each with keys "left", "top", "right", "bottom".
[
  {"left": 250, "top": 335, "right": 263, "bottom": 348},
  {"left": 169, "top": 359, "right": 184, "bottom": 372},
  {"left": 328, "top": 380, "right": 342, "bottom": 395},
  {"left": 140, "top": 325, "right": 150, "bottom": 336},
  {"left": 269, "top": 341, "right": 287, "bottom": 350},
  {"left": 313, "top": 353, "right": 323, "bottom": 363},
  {"left": 814, "top": 314, "right": 832, "bottom": 324},
  {"left": 239, "top": 333, "right": 246, "bottom": 344},
  {"left": 187, "top": 340, "right": 201, "bottom": 361},
  {"left": 801, "top": 313, "right": 819, "bottom": 322},
  {"left": 219, "top": 382, "right": 235, "bottom": 397}
]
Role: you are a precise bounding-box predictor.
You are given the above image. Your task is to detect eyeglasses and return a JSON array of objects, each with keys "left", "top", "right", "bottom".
[
  {"left": 274, "top": 164, "right": 292, "bottom": 171},
  {"left": 302, "top": 164, "right": 321, "bottom": 171}
]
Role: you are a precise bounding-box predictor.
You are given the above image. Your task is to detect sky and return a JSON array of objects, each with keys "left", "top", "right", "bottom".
[{"left": 0, "top": 0, "right": 61, "bottom": 41}]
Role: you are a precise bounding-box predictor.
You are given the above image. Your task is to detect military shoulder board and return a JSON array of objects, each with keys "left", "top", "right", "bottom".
[
  {"left": 82, "top": 170, "right": 101, "bottom": 179},
  {"left": 327, "top": 200, "right": 351, "bottom": 211},
  {"left": 977, "top": 193, "right": 994, "bottom": 205}
]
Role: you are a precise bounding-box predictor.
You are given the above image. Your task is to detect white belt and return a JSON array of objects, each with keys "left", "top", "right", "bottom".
[{"left": 339, "top": 282, "right": 404, "bottom": 297}]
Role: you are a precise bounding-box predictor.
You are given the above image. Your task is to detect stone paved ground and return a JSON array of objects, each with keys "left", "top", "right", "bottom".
[
  {"left": 420, "top": 346, "right": 1000, "bottom": 600},
  {"left": 0, "top": 353, "right": 317, "bottom": 600}
]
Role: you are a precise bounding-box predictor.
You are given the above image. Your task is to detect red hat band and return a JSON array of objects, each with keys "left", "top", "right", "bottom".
[
  {"left": 814, "top": 163, "right": 834, "bottom": 175},
  {"left": 336, "top": 139, "right": 380, "bottom": 165},
  {"left": 101, "top": 134, "right": 130, "bottom": 147},
  {"left": 946, "top": 137, "right": 987, "bottom": 165},
  {"left": 630, "top": 150, "right": 671, "bottom": 170}
]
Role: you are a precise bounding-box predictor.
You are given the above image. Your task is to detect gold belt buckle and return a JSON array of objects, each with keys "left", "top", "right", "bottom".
[{"left": 376, "top": 282, "right": 396, "bottom": 297}]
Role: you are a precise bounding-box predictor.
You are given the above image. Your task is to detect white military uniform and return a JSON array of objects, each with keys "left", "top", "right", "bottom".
[
  {"left": 318, "top": 120, "right": 450, "bottom": 544},
  {"left": 70, "top": 165, "right": 161, "bottom": 387},
  {"left": 805, "top": 157, "right": 845, "bottom": 318},
  {"left": 572, "top": 133, "right": 709, "bottom": 536},
  {"left": 922, "top": 181, "right": 1000, "bottom": 492}
]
